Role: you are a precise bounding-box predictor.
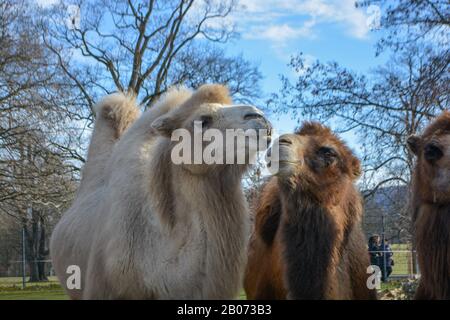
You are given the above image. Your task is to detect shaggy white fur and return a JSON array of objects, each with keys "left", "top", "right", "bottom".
[{"left": 50, "top": 84, "right": 270, "bottom": 299}]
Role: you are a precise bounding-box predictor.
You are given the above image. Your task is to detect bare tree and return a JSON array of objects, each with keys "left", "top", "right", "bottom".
[
  {"left": 1, "top": 0, "right": 262, "bottom": 281},
  {"left": 271, "top": 47, "right": 449, "bottom": 197},
  {"left": 269, "top": 0, "right": 448, "bottom": 246},
  {"left": 0, "top": 0, "right": 78, "bottom": 281},
  {"left": 357, "top": 0, "right": 449, "bottom": 52},
  {"left": 40, "top": 0, "right": 261, "bottom": 119}
]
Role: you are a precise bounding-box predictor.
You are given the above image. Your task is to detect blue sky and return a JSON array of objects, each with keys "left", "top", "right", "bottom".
[
  {"left": 217, "top": 0, "right": 388, "bottom": 150},
  {"left": 36, "top": 0, "right": 389, "bottom": 152}
]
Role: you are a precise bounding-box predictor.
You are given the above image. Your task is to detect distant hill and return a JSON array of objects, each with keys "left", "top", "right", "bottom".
[{"left": 362, "top": 184, "right": 412, "bottom": 243}]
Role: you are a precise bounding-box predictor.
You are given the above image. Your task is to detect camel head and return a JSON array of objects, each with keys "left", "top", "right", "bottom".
[
  {"left": 151, "top": 84, "right": 272, "bottom": 175},
  {"left": 267, "top": 122, "right": 360, "bottom": 198},
  {"left": 407, "top": 111, "right": 450, "bottom": 204}
]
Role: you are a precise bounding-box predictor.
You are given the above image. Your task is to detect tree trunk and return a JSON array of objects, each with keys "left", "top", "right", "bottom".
[
  {"left": 24, "top": 209, "right": 49, "bottom": 282},
  {"left": 37, "top": 217, "right": 48, "bottom": 281}
]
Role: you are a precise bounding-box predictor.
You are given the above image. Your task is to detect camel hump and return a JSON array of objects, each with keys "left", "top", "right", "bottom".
[
  {"left": 150, "top": 86, "right": 193, "bottom": 117},
  {"left": 190, "top": 84, "right": 232, "bottom": 105},
  {"left": 94, "top": 91, "right": 140, "bottom": 138}
]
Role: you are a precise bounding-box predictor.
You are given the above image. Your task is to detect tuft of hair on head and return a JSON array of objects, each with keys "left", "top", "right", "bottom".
[
  {"left": 295, "top": 121, "right": 332, "bottom": 136},
  {"left": 182, "top": 84, "right": 232, "bottom": 109},
  {"left": 407, "top": 111, "right": 450, "bottom": 156},
  {"left": 422, "top": 110, "right": 450, "bottom": 138},
  {"left": 151, "top": 84, "right": 232, "bottom": 137},
  {"left": 94, "top": 91, "right": 140, "bottom": 137}
]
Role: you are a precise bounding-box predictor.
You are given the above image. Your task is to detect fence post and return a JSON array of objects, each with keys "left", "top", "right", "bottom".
[
  {"left": 22, "top": 226, "right": 26, "bottom": 289},
  {"left": 381, "top": 213, "right": 388, "bottom": 282},
  {"left": 414, "top": 250, "right": 420, "bottom": 277}
]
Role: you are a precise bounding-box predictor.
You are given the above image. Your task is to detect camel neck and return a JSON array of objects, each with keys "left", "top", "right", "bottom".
[
  {"left": 172, "top": 166, "right": 249, "bottom": 298},
  {"left": 415, "top": 204, "right": 450, "bottom": 299},
  {"left": 279, "top": 186, "right": 341, "bottom": 299}
]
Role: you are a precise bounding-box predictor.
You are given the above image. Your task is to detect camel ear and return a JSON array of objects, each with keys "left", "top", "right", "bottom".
[
  {"left": 407, "top": 135, "right": 421, "bottom": 155},
  {"left": 151, "top": 114, "right": 177, "bottom": 137},
  {"left": 350, "top": 157, "right": 362, "bottom": 179}
]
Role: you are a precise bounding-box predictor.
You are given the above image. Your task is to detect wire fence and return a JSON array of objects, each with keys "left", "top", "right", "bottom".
[
  {"left": 0, "top": 249, "right": 419, "bottom": 289},
  {"left": 0, "top": 210, "right": 420, "bottom": 298},
  {"left": 369, "top": 249, "right": 419, "bottom": 279}
]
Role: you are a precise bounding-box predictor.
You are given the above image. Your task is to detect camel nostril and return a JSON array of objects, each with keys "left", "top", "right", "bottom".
[
  {"left": 424, "top": 144, "right": 443, "bottom": 162},
  {"left": 279, "top": 137, "right": 292, "bottom": 145},
  {"left": 244, "top": 112, "right": 264, "bottom": 121}
]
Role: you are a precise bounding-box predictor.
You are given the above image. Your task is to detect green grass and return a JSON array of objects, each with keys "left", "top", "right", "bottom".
[
  {"left": 238, "top": 290, "right": 247, "bottom": 300},
  {"left": 389, "top": 244, "right": 414, "bottom": 276},
  {"left": 0, "top": 289, "right": 68, "bottom": 300},
  {"left": 0, "top": 276, "right": 404, "bottom": 300},
  {"left": 0, "top": 276, "right": 68, "bottom": 300},
  {"left": 0, "top": 277, "right": 245, "bottom": 300},
  {"left": 380, "top": 280, "right": 403, "bottom": 291}
]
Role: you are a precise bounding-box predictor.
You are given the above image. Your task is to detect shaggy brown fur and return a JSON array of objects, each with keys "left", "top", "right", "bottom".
[
  {"left": 407, "top": 111, "right": 450, "bottom": 300},
  {"left": 244, "top": 122, "right": 377, "bottom": 300}
]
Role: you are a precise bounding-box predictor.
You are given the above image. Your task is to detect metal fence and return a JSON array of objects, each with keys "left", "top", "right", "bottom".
[
  {"left": 0, "top": 260, "right": 55, "bottom": 287},
  {"left": 0, "top": 215, "right": 420, "bottom": 295},
  {"left": 0, "top": 227, "right": 59, "bottom": 292},
  {"left": 369, "top": 249, "right": 419, "bottom": 280}
]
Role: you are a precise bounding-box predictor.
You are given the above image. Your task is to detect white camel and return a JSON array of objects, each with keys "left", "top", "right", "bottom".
[{"left": 50, "top": 84, "right": 271, "bottom": 299}]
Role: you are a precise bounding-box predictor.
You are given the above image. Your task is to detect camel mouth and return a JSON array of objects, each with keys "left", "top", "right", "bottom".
[{"left": 266, "top": 159, "right": 302, "bottom": 176}]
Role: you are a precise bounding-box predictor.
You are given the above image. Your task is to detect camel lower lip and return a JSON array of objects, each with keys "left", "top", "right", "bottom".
[
  {"left": 277, "top": 160, "right": 299, "bottom": 164},
  {"left": 267, "top": 160, "right": 300, "bottom": 168}
]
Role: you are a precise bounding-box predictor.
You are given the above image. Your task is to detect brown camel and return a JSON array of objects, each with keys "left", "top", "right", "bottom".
[
  {"left": 407, "top": 111, "right": 450, "bottom": 300},
  {"left": 244, "top": 122, "right": 377, "bottom": 300}
]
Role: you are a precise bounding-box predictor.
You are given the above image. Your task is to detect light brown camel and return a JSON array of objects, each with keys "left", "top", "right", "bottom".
[
  {"left": 244, "top": 122, "right": 377, "bottom": 300},
  {"left": 407, "top": 111, "right": 450, "bottom": 300}
]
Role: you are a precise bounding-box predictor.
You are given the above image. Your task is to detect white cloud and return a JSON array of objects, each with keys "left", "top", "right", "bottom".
[
  {"left": 36, "top": 0, "right": 59, "bottom": 7},
  {"left": 235, "top": 0, "right": 371, "bottom": 44},
  {"left": 244, "top": 23, "right": 315, "bottom": 42}
]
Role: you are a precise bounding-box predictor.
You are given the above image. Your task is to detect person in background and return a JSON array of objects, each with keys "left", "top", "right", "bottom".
[
  {"left": 380, "top": 239, "right": 394, "bottom": 282},
  {"left": 368, "top": 235, "right": 382, "bottom": 268}
]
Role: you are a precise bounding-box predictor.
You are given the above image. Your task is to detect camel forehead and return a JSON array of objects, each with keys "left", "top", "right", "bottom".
[
  {"left": 200, "top": 103, "right": 259, "bottom": 109},
  {"left": 296, "top": 133, "right": 348, "bottom": 153},
  {"left": 423, "top": 131, "right": 450, "bottom": 146},
  {"left": 440, "top": 135, "right": 450, "bottom": 157},
  {"left": 435, "top": 133, "right": 450, "bottom": 142},
  {"left": 194, "top": 103, "right": 260, "bottom": 115}
]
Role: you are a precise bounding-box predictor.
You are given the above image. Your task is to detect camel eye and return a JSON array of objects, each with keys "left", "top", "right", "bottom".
[
  {"left": 424, "top": 143, "right": 443, "bottom": 162},
  {"left": 317, "top": 146, "right": 338, "bottom": 165},
  {"left": 318, "top": 146, "right": 337, "bottom": 158}
]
